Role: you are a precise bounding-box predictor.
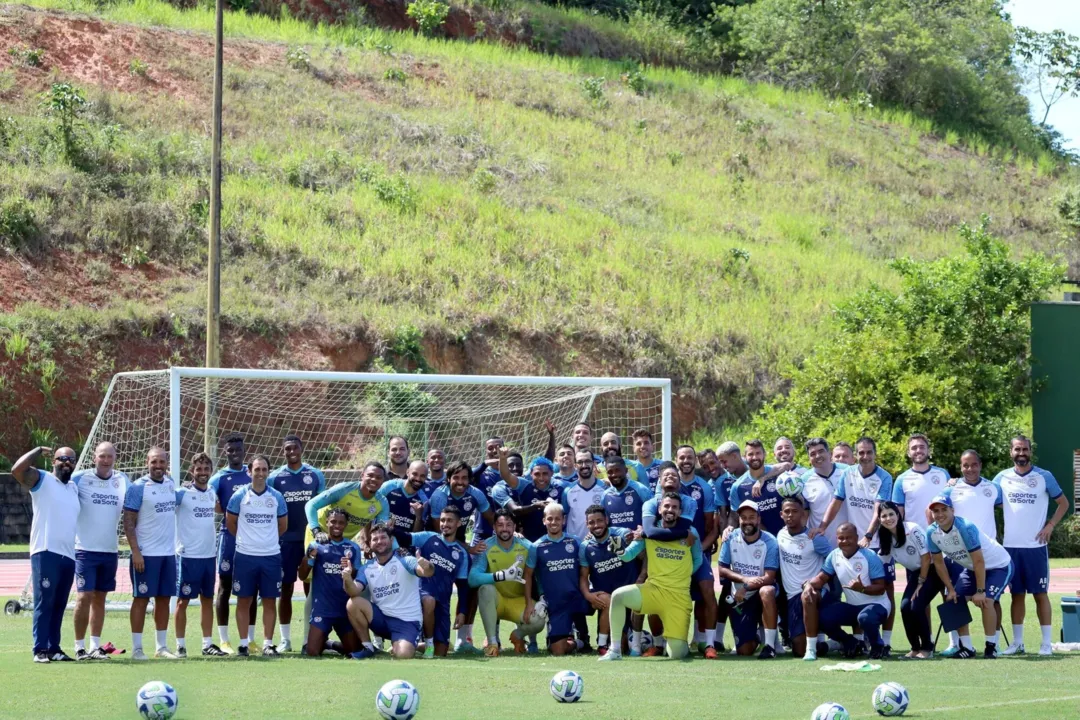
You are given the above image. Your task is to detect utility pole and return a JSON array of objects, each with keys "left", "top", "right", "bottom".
[{"left": 204, "top": 0, "right": 224, "bottom": 458}]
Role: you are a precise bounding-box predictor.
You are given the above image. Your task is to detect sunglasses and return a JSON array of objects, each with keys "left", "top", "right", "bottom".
[{"left": 55, "top": 456, "right": 76, "bottom": 463}]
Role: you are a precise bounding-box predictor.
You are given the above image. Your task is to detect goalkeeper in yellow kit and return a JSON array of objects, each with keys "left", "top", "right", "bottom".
[{"left": 598, "top": 492, "right": 702, "bottom": 660}]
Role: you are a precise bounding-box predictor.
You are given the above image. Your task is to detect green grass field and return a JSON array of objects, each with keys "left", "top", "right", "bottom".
[{"left": 1, "top": 592, "right": 1079, "bottom": 719}]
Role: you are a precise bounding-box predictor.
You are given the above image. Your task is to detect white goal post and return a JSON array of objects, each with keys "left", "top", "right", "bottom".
[{"left": 77, "top": 367, "right": 673, "bottom": 483}]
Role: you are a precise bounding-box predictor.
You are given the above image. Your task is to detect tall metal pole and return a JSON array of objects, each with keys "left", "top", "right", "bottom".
[{"left": 204, "top": 0, "right": 224, "bottom": 459}]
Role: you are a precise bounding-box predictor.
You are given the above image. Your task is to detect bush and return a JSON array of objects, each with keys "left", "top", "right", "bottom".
[
  {"left": 406, "top": 0, "right": 450, "bottom": 37},
  {"left": 1049, "top": 514, "right": 1080, "bottom": 559},
  {"left": 0, "top": 197, "right": 39, "bottom": 251}
]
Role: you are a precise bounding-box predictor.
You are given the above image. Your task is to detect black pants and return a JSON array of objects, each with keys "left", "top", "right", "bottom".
[{"left": 899, "top": 567, "right": 946, "bottom": 652}]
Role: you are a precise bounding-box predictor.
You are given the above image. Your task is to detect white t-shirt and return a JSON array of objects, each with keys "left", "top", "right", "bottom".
[
  {"left": 892, "top": 466, "right": 950, "bottom": 530},
  {"left": 943, "top": 479, "right": 1000, "bottom": 541},
  {"left": 29, "top": 471, "right": 80, "bottom": 560},
  {"left": 777, "top": 527, "right": 832, "bottom": 599},
  {"left": 175, "top": 485, "right": 218, "bottom": 559},
  {"left": 878, "top": 522, "right": 928, "bottom": 572},
  {"left": 802, "top": 463, "right": 848, "bottom": 548},
  {"left": 560, "top": 480, "right": 608, "bottom": 541},
  {"left": 834, "top": 465, "right": 892, "bottom": 548},
  {"left": 72, "top": 469, "right": 128, "bottom": 553},
  {"left": 993, "top": 466, "right": 1063, "bottom": 549},
  {"left": 359, "top": 554, "right": 423, "bottom": 622},
  {"left": 226, "top": 484, "right": 287, "bottom": 557},
  {"left": 927, "top": 516, "right": 1011, "bottom": 571},
  {"left": 123, "top": 476, "right": 177, "bottom": 557},
  {"left": 822, "top": 547, "right": 891, "bottom": 611}
]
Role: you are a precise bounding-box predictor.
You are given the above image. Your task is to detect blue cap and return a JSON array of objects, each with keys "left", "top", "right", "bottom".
[{"left": 928, "top": 494, "right": 952, "bottom": 509}]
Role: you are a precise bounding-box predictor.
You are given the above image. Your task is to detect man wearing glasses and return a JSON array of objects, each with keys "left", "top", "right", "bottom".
[{"left": 11, "top": 444, "right": 81, "bottom": 663}]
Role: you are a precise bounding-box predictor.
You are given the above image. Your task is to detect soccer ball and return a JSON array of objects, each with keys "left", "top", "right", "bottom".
[
  {"left": 776, "top": 471, "right": 805, "bottom": 497},
  {"left": 550, "top": 670, "right": 584, "bottom": 703},
  {"left": 811, "top": 702, "right": 850, "bottom": 720},
  {"left": 136, "top": 681, "right": 178, "bottom": 720},
  {"left": 376, "top": 679, "right": 421, "bottom": 720},
  {"left": 872, "top": 682, "right": 910, "bottom": 716},
  {"left": 639, "top": 630, "right": 654, "bottom": 652}
]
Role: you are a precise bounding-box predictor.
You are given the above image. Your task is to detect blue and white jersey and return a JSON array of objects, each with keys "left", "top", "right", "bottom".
[
  {"left": 993, "top": 466, "right": 1063, "bottom": 549},
  {"left": 834, "top": 465, "right": 892, "bottom": 547},
  {"left": 560, "top": 480, "right": 609, "bottom": 541},
  {"left": 358, "top": 554, "right": 423, "bottom": 622},
  {"left": 719, "top": 529, "right": 780, "bottom": 586},
  {"left": 268, "top": 463, "right": 326, "bottom": 543},
  {"left": 710, "top": 471, "right": 737, "bottom": 509},
  {"left": 892, "top": 465, "right": 950, "bottom": 529},
  {"left": 209, "top": 466, "right": 251, "bottom": 534},
  {"left": 72, "top": 469, "right": 128, "bottom": 553},
  {"left": 470, "top": 463, "right": 503, "bottom": 539},
  {"left": 942, "top": 479, "right": 1001, "bottom": 541},
  {"left": 642, "top": 493, "right": 697, "bottom": 523},
  {"left": 124, "top": 476, "right": 177, "bottom": 556},
  {"left": 638, "top": 458, "right": 663, "bottom": 492},
  {"left": 927, "top": 516, "right": 1011, "bottom": 571},
  {"left": 427, "top": 484, "right": 489, "bottom": 536},
  {"left": 226, "top": 484, "right": 287, "bottom": 557},
  {"left": 491, "top": 477, "right": 566, "bottom": 542},
  {"left": 879, "top": 521, "right": 928, "bottom": 572},
  {"left": 611, "top": 458, "right": 649, "bottom": 488},
  {"left": 408, "top": 531, "right": 468, "bottom": 603},
  {"left": 526, "top": 532, "right": 587, "bottom": 611},
  {"left": 309, "top": 538, "right": 362, "bottom": 618},
  {"left": 822, "top": 547, "right": 890, "bottom": 610},
  {"left": 29, "top": 471, "right": 80, "bottom": 560},
  {"left": 801, "top": 463, "right": 849, "bottom": 545},
  {"left": 175, "top": 484, "right": 217, "bottom": 558},
  {"left": 659, "top": 477, "right": 715, "bottom": 542},
  {"left": 776, "top": 527, "right": 832, "bottom": 599},
  {"left": 553, "top": 470, "right": 579, "bottom": 487},
  {"left": 580, "top": 527, "right": 638, "bottom": 594},
  {"left": 377, "top": 480, "right": 429, "bottom": 531},
  {"left": 601, "top": 480, "right": 653, "bottom": 530},
  {"left": 729, "top": 469, "right": 783, "bottom": 535},
  {"left": 422, "top": 474, "right": 446, "bottom": 498}
]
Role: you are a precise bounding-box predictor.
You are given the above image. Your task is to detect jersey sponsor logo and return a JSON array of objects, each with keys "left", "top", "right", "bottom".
[
  {"left": 545, "top": 557, "right": 577, "bottom": 572},
  {"left": 654, "top": 547, "right": 687, "bottom": 561},
  {"left": 428, "top": 552, "right": 460, "bottom": 574},
  {"left": 591, "top": 555, "right": 626, "bottom": 573},
  {"left": 848, "top": 496, "right": 876, "bottom": 510}
]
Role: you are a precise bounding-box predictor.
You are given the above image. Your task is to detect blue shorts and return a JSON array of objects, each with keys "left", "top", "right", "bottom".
[
  {"left": 177, "top": 556, "right": 216, "bottom": 599},
  {"left": 786, "top": 594, "right": 806, "bottom": 639},
  {"left": 955, "top": 564, "right": 1014, "bottom": 602},
  {"left": 370, "top": 604, "right": 421, "bottom": 646},
  {"left": 730, "top": 593, "right": 764, "bottom": 648},
  {"left": 280, "top": 540, "right": 306, "bottom": 587},
  {"left": 232, "top": 552, "right": 283, "bottom": 599},
  {"left": 1006, "top": 547, "right": 1049, "bottom": 594},
  {"left": 421, "top": 590, "right": 453, "bottom": 645},
  {"left": 217, "top": 531, "right": 236, "bottom": 575},
  {"left": 689, "top": 553, "right": 714, "bottom": 601},
  {"left": 881, "top": 556, "right": 897, "bottom": 583},
  {"left": 131, "top": 555, "right": 177, "bottom": 598},
  {"left": 546, "top": 610, "right": 579, "bottom": 644},
  {"left": 75, "top": 550, "right": 118, "bottom": 593},
  {"left": 310, "top": 613, "right": 354, "bottom": 639}
]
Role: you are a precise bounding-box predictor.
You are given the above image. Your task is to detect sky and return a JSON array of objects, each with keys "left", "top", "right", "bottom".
[{"left": 1008, "top": 0, "right": 1080, "bottom": 150}]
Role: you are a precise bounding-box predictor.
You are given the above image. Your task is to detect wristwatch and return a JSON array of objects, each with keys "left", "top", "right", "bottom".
[
  {"left": 863, "top": 532, "right": 874, "bottom": 540},
  {"left": 976, "top": 587, "right": 986, "bottom": 594}
]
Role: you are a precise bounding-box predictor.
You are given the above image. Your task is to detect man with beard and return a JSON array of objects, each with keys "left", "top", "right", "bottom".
[
  {"left": 470, "top": 509, "right": 544, "bottom": 656},
  {"left": 494, "top": 451, "right": 567, "bottom": 541},
  {"left": 524, "top": 505, "right": 590, "bottom": 656},
  {"left": 600, "top": 456, "right": 652, "bottom": 531},
  {"left": 386, "top": 436, "right": 411, "bottom": 480},
  {"left": 560, "top": 450, "right": 608, "bottom": 542},
  {"left": 12, "top": 444, "right": 80, "bottom": 663},
  {"left": 994, "top": 436, "right": 1068, "bottom": 656},
  {"left": 554, "top": 444, "right": 580, "bottom": 486},
  {"left": 773, "top": 437, "right": 808, "bottom": 475},
  {"left": 378, "top": 460, "right": 431, "bottom": 535},
  {"left": 729, "top": 440, "right": 790, "bottom": 537},
  {"left": 298, "top": 508, "right": 361, "bottom": 657},
  {"left": 632, "top": 429, "right": 663, "bottom": 492},
  {"left": 580, "top": 505, "right": 642, "bottom": 656},
  {"left": 401, "top": 507, "right": 470, "bottom": 657},
  {"left": 209, "top": 432, "right": 252, "bottom": 652},
  {"left": 718, "top": 501, "right": 781, "bottom": 658},
  {"left": 800, "top": 438, "right": 848, "bottom": 550},
  {"left": 599, "top": 431, "right": 646, "bottom": 485}
]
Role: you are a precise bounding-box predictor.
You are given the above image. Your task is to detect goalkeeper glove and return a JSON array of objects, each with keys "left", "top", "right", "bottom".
[
  {"left": 493, "top": 558, "right": 525, "bottom": 583},
  {"left": 607, "top": 533, "right": 626, "bottom": 554},
  {"left": 313, "top": 529, "right": 329, "bottom": 544}
]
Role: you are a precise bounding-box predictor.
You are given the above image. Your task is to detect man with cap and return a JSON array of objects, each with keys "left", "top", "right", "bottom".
[{"left": 717, "top": 500, "right": 781, "bottom": 658}]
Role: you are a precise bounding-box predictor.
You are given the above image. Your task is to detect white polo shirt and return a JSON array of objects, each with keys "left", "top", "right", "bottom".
[{"left": 30, "top": 471, "right": 80, "bottom": 560}]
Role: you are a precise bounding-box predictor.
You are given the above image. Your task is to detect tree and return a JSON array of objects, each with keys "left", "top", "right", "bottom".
[
  {"left": 1015, "top": 27, "right": 1080, "bottom": 127},
  {"left": 751, "top": 217, "right": 1063, "bottom": 474}
]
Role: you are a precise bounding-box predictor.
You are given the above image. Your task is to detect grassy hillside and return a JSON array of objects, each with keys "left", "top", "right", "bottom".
[{"left": 0, "top": 0, "right": 1076, "bottom": 455}]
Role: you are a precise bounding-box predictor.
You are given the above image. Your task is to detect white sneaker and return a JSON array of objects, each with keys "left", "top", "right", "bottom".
[
  {"left": 1038, "top": 643, "right": 1053, "bottom": 656},
  {"left": 803, "top": 649, "right": 817, "bottom": 662},
  {"left": 597, "top": 651, "right": 621, "bottom": 661},
  {"left": 279, "top": 639, "right": 293, "bottom": 653},
  {"left": 132, "top": 648, "right": 149, "bottom": 661},
  {"left": 154, "top": 649, "right": 179, "bottom": 659},
  {"left": 1001, "top": 642, "right": 1026, "bottom": 656}
]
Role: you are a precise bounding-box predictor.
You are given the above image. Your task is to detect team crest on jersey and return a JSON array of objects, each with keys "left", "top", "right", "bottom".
[
  {"left": 313, "top": 616, "right": 322, "bottom": 624},
  {"left": 181, "top": 583, "right": 191, "bottom": 595},
  {"left": 367, "top": 505, "right": 377, "bottom": 515},
  {"left": 853, "top": 561, "right": 863, "bottom": 573},
  {"left": 542, "top": 548, "right": 549, "bottom": 555},
  {"left": 794, "top": 538, "right": 806, "bottom": 550},
  {"left": 265, "top": 497, "right": 276, "bottom": 508},
  {"left": 451, "top": 550, "right": 460, "bottom": 560},
  {"left": 753, "top": 548, "right": 763, "bottom": 560},
  {"left": 138, "top": 582, "right": 148, "bottom": 594},
  {"left": 931, "top": 476, "right": 941, "bottom": 485},
  {"left": 983, "top": 487, "right": 994, "bottom": 497},
  {"left": 692, "top": 488, "right": 702, "bottom": 500},
  {"left": 464, "top": 500, "right": 474, "bottom": 512},
  {"left": 304, "top": 475, "right": 313, "bottom": 485},
  {"left": 906, "top": 546, "right": 916, "bottom": 556},
  {"left": 625, "top": 496, "right": 634, "bottom": 505},
  {"left": 221, "top": 560, "right": 231, "bottom": 572},
  {"left": 390, "top": 564, "right": 398, "bottom": 576},
  {"left": 112, "top": 479, "right": 120, "bottom": 488},
  {"left": 232, "top": 580, "right": 241, "bottom": 592},
  {"left": 766, "top": 482, "right": 776, "bottom": 492},
  {"left": 344, "top": 548, "right": 352, "bottom": 559},
  {"left": 1027, "top": 478, "right": 1038, "bottom": 489},
  {"left": 565, "top": 542, "right": 575, "bottom": 553}
]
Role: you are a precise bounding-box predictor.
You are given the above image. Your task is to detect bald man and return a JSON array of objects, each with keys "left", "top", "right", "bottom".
[
  {"left": 12, "top": 444, "right": 81, "bottom": 663},
  {"left": 524, "top": 504, "right": 588, "bottom": 656},
  {"left": 71, "top": 442, "right": 129, "bottom": 659}
]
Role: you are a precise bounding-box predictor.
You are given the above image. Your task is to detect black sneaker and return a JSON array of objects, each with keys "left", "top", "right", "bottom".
[
  {"left": 842, "top": 640, "right": 860, "bottom": 659},
  {"left": 202, "top": 644, "right": 228, "bottom": 657},
  {"left": 237, "top": 645, "right": 250, "bottom": 657},
  {"left": 87, "top": 648, "right": 109, "bottom": 660},
  {"left": 713, "top": 642, "right": 727, "bottom": 654},
  {"left": 33, "top": 652, "right": 50, "bottom": 664},
  {"left": 882, "top": 644, "right": 892, "bottom": 659},
  {"left": 50, "top": 652, "right": 75, "bottom": 662},
  {"left": 325, "top": 640, "right": 345, "bottom": 655},
  {"left": 854, "top": 641, "right": 868, "bottom": 657},
  {"left": 176, "top": 646, "right": 187, "bottom": 658},
  {"left": 816, "top": 641, "right": 830, "bottom": 658},
  {"left": 954, "top": 645, "right": 977, "bottom": 659},
  {"left": 75, "top": 649, "right": 90, "bottom": 661},
  {"left": 869, "top": 644, "right": 884, "bottom": 660},
  {"left": 262, "top": 645, "right": 280, "bottom": 657},
  {"left": 984, "top": 642, "right": 998, "bottom": 659},
  {"left": 758, "top": 644, "right": 776, "bottom": 660}
]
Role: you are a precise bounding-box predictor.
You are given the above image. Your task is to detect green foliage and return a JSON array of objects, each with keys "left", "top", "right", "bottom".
[
  {"left": 40, "top": 82, "right": 88, "bottom": 166},
  {"left": 286, "top": 45, "right": 311, "bottom": 71},
  {"left": 4, "top": 331, "right": 29, "bottom": 360},
  {"left": 406, "top": 0, "right": 451, "bottom": 38},
  {"left": 1015, "top": 27, "right": 1080, "bottom": 127},
  {"left": 581, "top": 75, "right": 606, "bottom": 103},
  {"left": 752, "top": 217, "right": 1064, "bottom": 474},
  {"left": 121, "top": 243, "right": 150, "bottom": 267},
  {"left": 1057, "top": 185, "right": 1080, "bottom": 239},
  {"left": 621, "top": 64, "right": 647, "bottom": 95},
  {"left": 128, "top": 57, "right": 149, "bottom": 77},
  {"left": 361, "top": 358, "right": 438, "bottom": 450},
  {"left": 1049, "top": 514, "right": 1080, "bottom": 558},
  {"left": 7, "top": 45, "right": 45, "bottom": 67},
  {"left": 471, "top": 168, "right": 497, "bottom": 194},
  {"left": 25, "top": 420, "right": 59, "bottom": 465},
  {"left": 0, "top": 197, "right": 39, "bottom": 251},
  {"left": 383, "top": 67, "right": 408, "bottom": 82},
  {"left": 372, "top": 174, "right": 417, "bottom": 214}
]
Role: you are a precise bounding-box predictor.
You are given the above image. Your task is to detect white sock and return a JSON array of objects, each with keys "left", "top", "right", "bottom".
[
  {"left": 598, "top": 633, "right": 609, "bottom": 647},
  {"left": 883, "top": 630, "right": 892, "bottom": 645},
  {"left": 487, "top": 635, "right": 498, "bottom": 646},
  {"left": 705, "top": 628, "right": 716, "bottom": 646},
  {"left": 693, "top": 628, "right": 705, "bottom": 644},
  {"left": 817, "top": 633, "right": 827, "bottom": 644},
  {"left": 75, "top": 638, "right": 86, "bottom": 652},
  {"left": 988, "top": 631, "right": 998, "bottom": 646},
  {"left": 764, "top": 628, "right": 778, "bottom": 649},
  {"left": 630, "top": 631, "right": 642, "bottom": 652},
  {"left": 960, "top": 635, "right": 974, "bottom": 650},
  {"left": 280, "top": 624, "right": 291, "bottom": 643},
  {"left": 1014, "top": 624, "right": 1025, "bottom": 645},
  {"left": 363, "top": 641, "right": 375, "bottom": 651},
  {"left": 218, "top": 625, "right": 231, "bottom": 644},
  {"left": 655, "top": 635, "right": 666, "bottom": 648},
  {"left": 247, "top": 625, "right": 255, "bottom": 644},
  {"left": 715, "top": 623, "right": 726, "bottom": 643},
  {"left": 202, "top": 637, "right": 213, "bottom": 650},
  {"left": 132, "top": 633, "right": 143, "bottom": 651},
  {"left": 156, "top": 630, "right": 167, "bottom": 651},
  {"left": 424, "top": 636, "right": 433, "bottom": 648},
  {"left": 89, "top": 636, "right": 101, "bottom": 651},
  {"left": 176, "top": 637, "right": 186, "bottom": 649},
  {"left": 948, "top": 630, "right": 959, "bottom": 648},
  {"left": 1041, "top": 625, "right": 1052, "bottom": 644},
  {"left": 239, "top": 637, "right": 249, "bottom": 649},
  {"left": 854, "top": 633, "right": 864, "bottom": 642},
  {"left": 263, "top": 638, "right": 272, "bottom": 649}
]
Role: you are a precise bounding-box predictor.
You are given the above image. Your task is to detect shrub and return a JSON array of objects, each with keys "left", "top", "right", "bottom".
[
  {"left": 286, "top": 46, "right": 311, "bottom": 71},
  {"left": 129, "top": 58, "right": 150, "bottom": 77},
  {"left": 1049, "top": 514, "right": 1080, "bottom": 558},
  {"left": 581, "top": 76, "right": 606, "bottom": 103},
  {"left": 373, "top": 174, "right": 418, "bottom": 214},
  {"left": 406, "top": 0, "right": 451, "bottom": 37},
  {"left": 7, "top": 46, "right": 45, "bottom": 67},
  {"left": 0, "top": 197, "right": 38, "bottom": 251}
]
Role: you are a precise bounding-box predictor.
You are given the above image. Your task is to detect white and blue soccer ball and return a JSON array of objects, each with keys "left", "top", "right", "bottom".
[
  {"left": 872, "top": 682, "right": 910, "bottom": 716},
  {"left": 639, "top": 630, "right": 654, "bottom": 652},
  {"left": 811, "top": 702, "right": 851, "bottom": 720},
  {"left": 376, "top": 679, "right": 421, "bottom": 720},
  {"left": 550, "top": 670, "right": 584, "bottom": 703},
  {"left": 776, "top": 470, "right": 805, "bottom": 498},
  {"left": 136, "top": 681, "right": 178, "bottom": 720}
]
